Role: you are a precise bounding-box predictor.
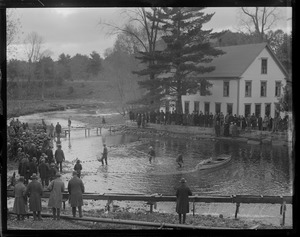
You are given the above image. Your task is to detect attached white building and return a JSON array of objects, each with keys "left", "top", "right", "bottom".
[{"left": 181, "top": 43, "right": 288, "bottom": 117}]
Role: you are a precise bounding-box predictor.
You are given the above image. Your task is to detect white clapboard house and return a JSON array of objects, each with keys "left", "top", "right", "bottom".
[{"left": 181, "top": 43, "right": 288, "bottom": 117}]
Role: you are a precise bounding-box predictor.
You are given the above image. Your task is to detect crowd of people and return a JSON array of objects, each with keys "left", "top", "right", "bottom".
[
  {"left": 129, "top": 110, "right": 289, "bottom": 136},
  {"left": 8, "top": 118, "right": 85, "bottom": 221}
]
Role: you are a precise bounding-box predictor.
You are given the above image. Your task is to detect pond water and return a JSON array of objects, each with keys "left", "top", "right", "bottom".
[{"left": 13, "top": 110, "right": 293, "bottom": 196}]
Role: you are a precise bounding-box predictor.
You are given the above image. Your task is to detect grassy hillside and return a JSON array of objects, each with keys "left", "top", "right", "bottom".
[{"left": 7, "top": 80, "right": 143, "bottom": 118}]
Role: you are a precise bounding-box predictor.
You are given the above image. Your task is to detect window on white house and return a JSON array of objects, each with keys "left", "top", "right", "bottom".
[
  {"left": 245, "top": 81, "right": 252, "bottom": 97},
  {"left": 274, "top": 103, "right": 280, "bottom": 117},
  {"left": 261, "top": 81, "right": 267, "bottom": 97},
  {"left": 204, "top": 102, "right": 210, "bottom": 114},
  {"left": 275, "top": 81, "right": 281, "bottom": 97},
  {"left": 184, "top": 101, "right": 190, "bottom": 114},
  {"left": 255, "top": 104, "right": 261, "bottom": 117},
  {"left": 215, "top": 103, "right": 221, "bottom": 114},
  {"left": 194, "top": 101, "right": 199, "bottom": 113},
  {"left": 261, "top": 58, "right": 268, "bottom": 74},
  {"left": 265, "top": 103, "right": 271, "bottom": 116},
  {"left": 227, "top": 103, "right": 233, "bottom": 115},
  {"left": 244, "top": 104, "right": 251, "bottom": 117},
  {"left": 223, "top": 81, "right": 229, "bottom": 97}
]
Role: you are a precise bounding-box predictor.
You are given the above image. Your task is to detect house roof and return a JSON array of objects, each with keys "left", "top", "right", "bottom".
[
  {"left": 156, "top": 41, "right": 288, "bottom": 79},
  {"left": 200, "top": 43, "right": 268, "bottom": 78}
]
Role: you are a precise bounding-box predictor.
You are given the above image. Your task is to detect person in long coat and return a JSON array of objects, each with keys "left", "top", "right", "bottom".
[
  {"left": 13, "top": 176, "right": 28, "bottom": 220},
  {"left": 28, "top": 157, "right": 37, "bottom": 179},
  {"left": 55, "top": 122, "right": 62, "bottom": 141},
  {"left": 25, "top": 173, "right": 43, "bottom": 221},
  {"left": 38, "top": 158, "right": 49, "bottom": 187},
  {"left": 175, "top": 178, "right": 192, "bottom": 224},
  {"left": 55, "top": 144, "right": 65, "bottom": 172},
  {"left": 68, "top": 171, "right": 85, "bottom": 217},
  {"left": 48, "top": 172, "right": 65, "bottom": 220},
  {"left": 74, "top": 160, "right": 82, "bottom": 178},
  {"left": 18, "top": 156, "right": 30, "bottom": 185},
  {"left": 48, "top": 163, "right": 58, "bottom": 181}
]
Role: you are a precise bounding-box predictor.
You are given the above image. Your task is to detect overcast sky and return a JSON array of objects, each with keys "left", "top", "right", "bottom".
[{"left": 8, "top": 7, "right": 292, "bottom": 61}]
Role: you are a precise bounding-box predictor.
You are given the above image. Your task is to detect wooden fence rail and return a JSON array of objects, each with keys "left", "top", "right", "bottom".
[
  {"left": 6, "top": 190, "right": 292, "bottom": 204},
  {"left": 7, "top": 190, "right": 292, "bottom": 225}
]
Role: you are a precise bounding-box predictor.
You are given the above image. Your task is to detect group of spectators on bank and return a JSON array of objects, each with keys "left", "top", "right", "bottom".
[
  {"left": 9, "top": 118, "right": 85, "bottom": 221},
  {"left": 129, "top": 110, "right": 289, "bottom": 136}
]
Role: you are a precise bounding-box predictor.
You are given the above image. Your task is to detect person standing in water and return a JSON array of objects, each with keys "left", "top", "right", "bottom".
[
  {"left": 68, "top": 118, "right": 71, "bottom": 129},
  {"left": 101, "top": 144, "right": 108, "bottom": 166},
  {"left": 148, "top": 146, "right": 155, "bottom": 164},
  {"left": 176, "top": 153, "right": 184, "bottom": 168}
]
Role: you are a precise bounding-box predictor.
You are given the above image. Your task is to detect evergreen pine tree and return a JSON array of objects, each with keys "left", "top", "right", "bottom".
[{"left": 134, "top": 7, "right": 224, "bottom": 113}]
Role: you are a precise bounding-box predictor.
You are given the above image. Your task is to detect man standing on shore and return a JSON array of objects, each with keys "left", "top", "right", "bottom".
[
  {"left": 55, "top": 144, "right": 65, "bottom": 172},
  {"left": 175, "top": 178, "right": 192, "bottom": 224},
  {"left": 68, "top": 171, "right": 85, "bottom": 218},
  {"left": 49, "top": 123, "right": 55, "bottom": 138},
  {"left": 48, "top": 172, "right": 65, "bottom": 220},
  {"left": 55, "top": 122, "right": 62, "bottom": 141},
  {"left": 25, "top": 173, "right": 43, "bottom": 221}
]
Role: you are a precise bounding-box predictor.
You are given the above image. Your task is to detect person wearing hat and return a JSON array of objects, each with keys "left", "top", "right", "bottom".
[
  {"left": 48, "top": 163, "right": 58, "bottom": 182},
  {"left": 55, "top": 122, "right": 62, "bottom": 141},
  {"left": 28, "top": 157, "right": 38, "bottom": 179},
  {"left": 175, "top": 178, "right": 192, "bottom": 224},
  {"left": 25, "top": 173, "right": 43, "bottom": 221},
  {"left": 55, "top": 144, "right": 65, "bottom": 172},
  {"left": 38, "top": 158, "right": 49, "bottom": 187},
  {"left": 68, "top": 171, "right": 85, "bottom": 218},
  {"left": 148, "top": 146, "right": 155, "bottom": 164},
  {"left": 13, "top": 176, "right": 28, "bottom": 221},
  {"left": 47, "top": 172, "right": 65, "bottom": 220},
  {"left": 49, "top": 123, "right": 55, "bottom": 138},
  {"left": 74, "top": 160, "right": 82, "bottom": 178},
  {"left": 101, "top": 144, "right": 108, "bottom": 166},
  {"left": 18, "top": 155, "right": 30, "bottom": 185},
  {"left": 36, "top": 146, "right": 42, "bottom": 164},
  {"left": 45, "top": 145, "right": 54, "bottom": 164}
]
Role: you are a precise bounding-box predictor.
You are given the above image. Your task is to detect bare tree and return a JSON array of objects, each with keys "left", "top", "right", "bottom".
[
  {"left": 7, "top": 9, "right": 22, "bottom": 58},
  {"left": 100, "top": 8, "right": 163, "bottom": 107},
  {"left": 100, "top": 8, "right": 162, "bottom": 53},
  {"left": 238, "top": 7, "right": 282, "bottom": 42},
  {"left": 24, "top": 32, "right": 44, "bottom": 63},
  {"left": 23, "top": 32, "right": 50, "bottom": 97}
]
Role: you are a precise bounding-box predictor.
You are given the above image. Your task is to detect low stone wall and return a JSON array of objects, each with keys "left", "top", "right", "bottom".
[{"left": 147, "top": 123, "right": 290, "bottom": 146}]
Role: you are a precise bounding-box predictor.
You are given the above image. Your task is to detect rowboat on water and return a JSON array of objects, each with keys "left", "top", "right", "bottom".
[{"left": 196, "top": 155, "right": 232, "bottom": 170}]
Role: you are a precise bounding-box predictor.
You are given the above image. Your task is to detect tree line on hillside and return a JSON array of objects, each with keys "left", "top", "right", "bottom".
[{"left": 7, "top": 51, "right": 103, "bottom": 98}]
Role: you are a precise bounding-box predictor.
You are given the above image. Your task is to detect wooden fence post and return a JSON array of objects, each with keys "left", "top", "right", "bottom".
[
  {"left": 235, "top": 203, "right": 240, "bottom": 219},
  {"left": 193, "top": 199, "right": 195, "bottom": 216},
  {"left": 280, "top": 200, "right": 286, "bottom": 226}
]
